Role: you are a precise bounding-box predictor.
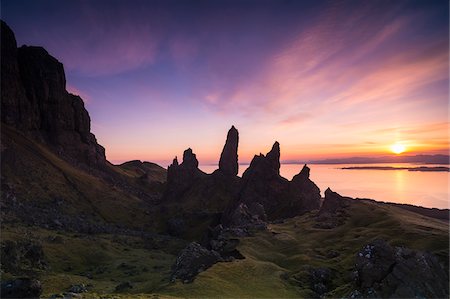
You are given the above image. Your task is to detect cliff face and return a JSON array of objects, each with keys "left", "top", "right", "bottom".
[{"left": 1, "top": 20, "right": 105, "bottom": 168}]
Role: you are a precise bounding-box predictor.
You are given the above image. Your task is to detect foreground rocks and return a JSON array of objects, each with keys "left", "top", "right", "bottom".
[
  {"left": 171, "top": 242, "right": 221, "bottom": 283},
  {"left": 350, "top": 239, "right": 449, "bottom": 298},
  {"left": 1, "top": 278, "right": 42, "bottom": 298}
]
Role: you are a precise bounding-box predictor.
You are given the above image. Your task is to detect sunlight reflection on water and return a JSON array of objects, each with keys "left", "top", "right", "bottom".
[{"left": 199, "top": 163, "right": 449, "bottom": 209}]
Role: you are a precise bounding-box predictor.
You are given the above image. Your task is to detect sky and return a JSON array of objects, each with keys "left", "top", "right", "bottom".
[{"left": 2, "top": 0, "right": 449, "bottom": 166}]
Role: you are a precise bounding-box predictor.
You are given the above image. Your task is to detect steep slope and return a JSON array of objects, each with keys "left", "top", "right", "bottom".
[{"left": 1, "top": 124, "right": 155, "bottom": 231}]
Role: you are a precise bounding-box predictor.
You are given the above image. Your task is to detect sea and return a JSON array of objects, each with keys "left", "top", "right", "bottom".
[{"left": 199, "top": 163, "right": 449, "bottom": 209}]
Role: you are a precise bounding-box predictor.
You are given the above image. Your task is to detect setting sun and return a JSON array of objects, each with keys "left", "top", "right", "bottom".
[{"left": 391, "top": 143, "right": 406, "bottom": 154}]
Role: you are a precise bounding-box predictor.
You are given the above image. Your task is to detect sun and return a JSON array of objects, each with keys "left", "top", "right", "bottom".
[{"left": 390, "top": 143, "right": 406, "bottom": 154}]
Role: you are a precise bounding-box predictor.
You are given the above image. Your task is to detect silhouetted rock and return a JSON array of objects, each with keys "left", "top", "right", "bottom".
[
  {"left": 164, "top": 148, "right": 205, "bottom": 201},
  {"left": 316, "top": 188, "right": 350, "bottom": 228},
  {"left": 171, "top": 242, "right": 221, "bottom": 283},
  {"left": 1, "top": 278, "right": 42, "bottom": 298},
  {"left": 219, "top": 126, "right": 239, "bottom": 176},
  {"left": 350, "top": 239, "right": 449, "bottom": 298},
  {"left": 234, "top": 142, "right": 319, "bottom": 221},
  {"left": 0, "top": 20, "right": 105, "bottom": 168},
  {"left": 290, "top": 164, "right": 321, "bottom": 211}
]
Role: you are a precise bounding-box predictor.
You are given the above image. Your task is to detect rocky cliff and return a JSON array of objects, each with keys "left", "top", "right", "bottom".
[{"left": 1, "top": 20, "right": 105, "bottom": 168}]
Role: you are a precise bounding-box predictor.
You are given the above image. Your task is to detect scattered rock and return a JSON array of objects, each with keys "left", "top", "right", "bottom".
[
  {"left": 1, "top": 278, "right": 42, "bottom": 298},
  {"left": 68, "top": 284, "right": 87, "bottom": 293},
  {"left": 309, "top": 267, "right": 332, "bottom": 295},
  {"left": 171, "top": 242, "right": 221, "bottom": 283},
  {"left": 351, "top": 239, "right": 449, "bottom": 298}
]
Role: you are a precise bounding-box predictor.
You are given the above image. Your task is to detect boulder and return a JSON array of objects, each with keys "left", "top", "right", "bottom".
[
  {"left": 351, "top": 239, "right": 449, "bottom": 298},
  {"left": 171, "top": 242, "right": 221, "bottom": 283},
  {"left": 218, "top": 126, "right": 239, "bottom": 176},
  {"left": 1, "top": 278, "right": 42, "bottom": 298}
]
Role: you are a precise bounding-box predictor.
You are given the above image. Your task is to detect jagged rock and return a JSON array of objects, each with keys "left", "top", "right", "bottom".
[
  {"left": 219, "top": 126, "right": 239, "bottom": 176},
  {"left": 171, "top": 242, "right": 221, "bottom": 283},
  {"left": 223, "top": 202, "right": 267, "bottom": 229},
  {"left": 351, "top": 239, "right": 449, "bottom": 298},
  {"left": 315, "top": 188, "right": 350, "bottom": 228},
  {"left": 0, "top": 20, "right": 105, "bottom": 168},
  {"left": 1, "top": 278, "right": 42, "bottom": 298},
  {"left": 235, "top": 142, "right": 319, "bottom": 221},
  {"left": 290, "top": 164, "right": 321, "bottom": 211},
  {"left": 165, "top": 148, "right": 205, "bottom": 201}
]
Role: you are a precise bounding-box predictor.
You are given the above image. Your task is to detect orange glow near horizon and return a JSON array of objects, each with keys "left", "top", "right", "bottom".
[{"left": 390, "top": 143, "right": 406, "bottom": 155}]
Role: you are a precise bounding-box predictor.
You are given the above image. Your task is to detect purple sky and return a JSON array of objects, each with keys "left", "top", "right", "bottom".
[{"left": 2, "top": 0, "right": 449, "bottom": 166}]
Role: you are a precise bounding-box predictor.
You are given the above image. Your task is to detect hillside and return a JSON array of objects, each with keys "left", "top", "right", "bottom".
[{"left": 1, "top": 19, "right": 449, "bottom": 299}]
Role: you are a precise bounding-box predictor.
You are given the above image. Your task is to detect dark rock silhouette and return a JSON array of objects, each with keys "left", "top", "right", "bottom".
[
  {"left": 1, "top": 20, "right": 105, "bottom": 168},
  {"left": 165, "top": 148, "right": 205, "bottom": 201},
  {"left": 350, "top": 239, "right": 449, "bottom": 298},
  {"left": 1, "top": 278, "right": 42, "bottom": 299},
  {"left": 218, "top": 126, "right": 239, "bottom": 176},
  {"left": 232, "top": 142, "right": 319, "bottom": 221},
  {"left": 315, "top": 188, "right": 350, "bottom": 228},
  {"left": 290, "top": 164, "right": 321, "bottom": 211}
]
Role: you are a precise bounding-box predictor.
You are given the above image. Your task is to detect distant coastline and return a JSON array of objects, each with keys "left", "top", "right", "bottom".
[{"left": 341, "top": 166, "right": 450, "bottom": 172}]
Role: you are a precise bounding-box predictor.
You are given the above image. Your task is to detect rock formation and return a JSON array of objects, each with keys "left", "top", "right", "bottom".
[
  {"left": 350, "top": 239, "right": 449, "bottom": 298},
  {"left": 164, "top": 148, "right": 204, "bottom": 200},
  {"left": 218, "top": 125, "right": 239, "bottom": 176},
  {"left": 171, "top": 242, "right": 221, "bottom": 283},
  {"left": 0, "top": 20, "right": 105, "bottom": 168},
  {"left": 315, "top": 188, "right": 350, "bottom": 228},
  {"left": 232, "top": 142, "right": 319, "bottom": 221},
  {"left": 290, "top": 164, "right": 321, "bottom": 211}
]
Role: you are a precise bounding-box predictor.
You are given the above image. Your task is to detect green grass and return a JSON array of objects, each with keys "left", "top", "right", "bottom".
[{"left": 2, "top": 199, "right": 447, "bottom": 298}]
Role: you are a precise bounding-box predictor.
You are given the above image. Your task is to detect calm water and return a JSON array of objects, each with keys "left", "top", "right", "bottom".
[{"left": 199, "top": 163, "right": 449, "bottom": 209}]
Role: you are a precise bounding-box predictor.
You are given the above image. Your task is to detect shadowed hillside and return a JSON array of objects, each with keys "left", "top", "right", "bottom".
[{"left": 1, "top": 20, "right": 448, "bottom": 299}]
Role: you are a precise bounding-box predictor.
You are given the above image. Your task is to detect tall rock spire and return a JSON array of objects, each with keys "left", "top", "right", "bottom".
[{"left": 219, "top": 125, "right": 239, "bottom": 176}]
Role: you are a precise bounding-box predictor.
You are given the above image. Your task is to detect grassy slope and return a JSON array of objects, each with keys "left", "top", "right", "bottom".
[
  {"left": 2, "top": 191, "right": 448, "bottom": 298},
  {"left": 1, "top": 125, "right": 448, "bottom": 298},
  {"left": 1, "top": 125, "right": 155, "bottom": 228},
  {"left": 163, "top": 200, "right": 448, "bottom": 298}
]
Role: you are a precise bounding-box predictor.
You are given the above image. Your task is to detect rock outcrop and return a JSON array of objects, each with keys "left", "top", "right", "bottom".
[
  {"left": 232, "top": 142, "right": 320, "bottom": 221},
  {"left": 316, "top": 188, "right": 350, "bottom": 228},
  {"left": 0, "top": 20, "right": 105, "bottom": 168},
  {"left": 1, "top": 278, "right": 42, "bottom": 299},
  {"left": 218, "top": 126, "right": 239, "bottom": 176},
  {"left": 290, "top": 164, "right": 321, "bottom": 211},
  {"left": 350, "top": 239, "right": 449, "bottom": 298},
  {"left": 164, "top": 148, "right": 205, "bottom": 201},
  {"left": 171, "top": 242, "right": 221, "bottom": 283}
]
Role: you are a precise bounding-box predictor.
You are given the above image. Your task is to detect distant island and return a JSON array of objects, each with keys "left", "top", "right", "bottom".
[
  {"left": 341, "top": 166, "right": 450, "bottom": 172},
  {"left": 295, "top": 154, "right": 450, "bottom": 165}
]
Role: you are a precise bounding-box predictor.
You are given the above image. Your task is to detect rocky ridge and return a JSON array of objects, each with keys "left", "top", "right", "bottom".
[{"left": 1, "top": 20, "right": 105, "bottom": 168}]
